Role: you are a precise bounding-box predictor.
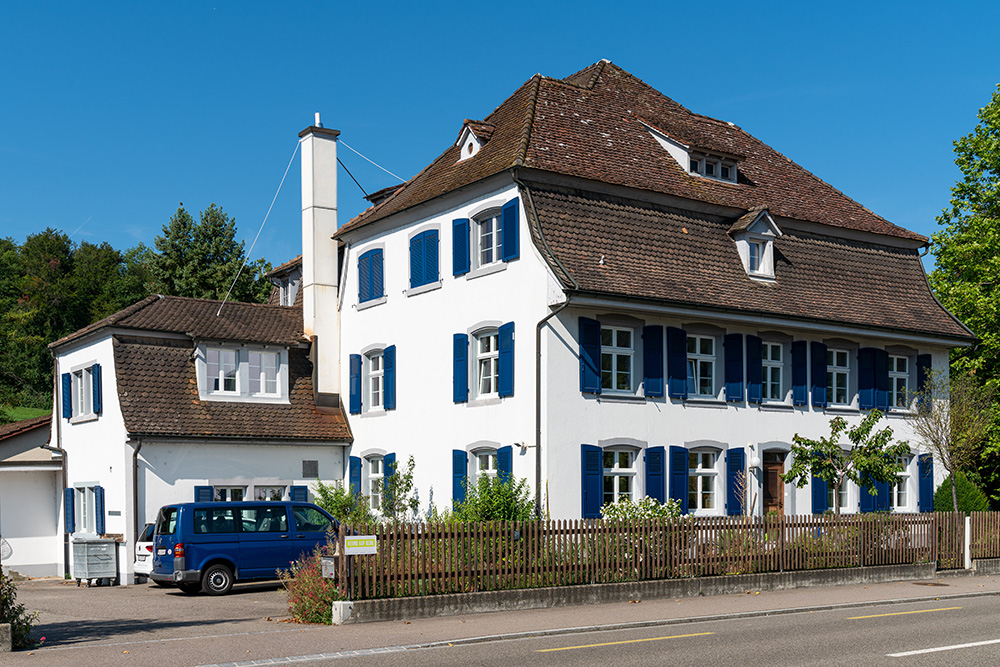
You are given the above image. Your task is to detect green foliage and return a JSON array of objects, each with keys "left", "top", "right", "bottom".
[
  {"left": 783, "top": 410, "right": 911, "bottom": 513},
  {"left": 310, "top": 479, "right": 376, "bottom": 525},
  {"left": 377, "top": 456, "right": 421, "bottom": 522},
  {"left": 277, "top": 542, "right": 344, "bottom": 624},
  {"left": 0, "top": 571, "right": 40, "bottom": 649},
  {"left": 934, "top": 471, "right": 991, "bottom": 513},
  {"left": 453, "top": 475, "right": 535, "bottom": 521},
  {"left": 600, "top": 496, "right": 682, "bottom": 521}
]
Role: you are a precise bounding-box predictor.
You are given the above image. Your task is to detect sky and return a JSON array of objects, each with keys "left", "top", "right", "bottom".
[{"left": 1, "top": 1, "right": 998, "bottom": 274}]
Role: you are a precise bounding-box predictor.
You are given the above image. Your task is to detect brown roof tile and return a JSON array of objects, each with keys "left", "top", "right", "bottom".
[{"left": 0, "top": 414, "right": 51, "bottom": 442}]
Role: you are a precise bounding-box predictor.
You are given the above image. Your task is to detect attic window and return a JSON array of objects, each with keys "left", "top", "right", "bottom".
[
  {"left": 730, "top": 209, "right": 782, "bottom": 281},
  {"left": 689, "top": 153, "right": 737, "bottom": 183}
]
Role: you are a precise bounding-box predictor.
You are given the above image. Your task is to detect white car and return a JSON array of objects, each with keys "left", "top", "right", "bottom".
[{"left": 134, "top": 523, "right": 155, "bottom": 577}]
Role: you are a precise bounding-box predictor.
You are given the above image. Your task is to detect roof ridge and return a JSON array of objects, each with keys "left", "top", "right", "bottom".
[{"left": 514, "top": 75, "right": 542, "bottom": 167}]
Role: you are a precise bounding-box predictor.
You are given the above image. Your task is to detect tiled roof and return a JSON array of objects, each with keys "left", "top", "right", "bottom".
[
  {"left": 50, "top": 295, "right": 305, "bottom": 348},
  {"left": 266, "top": 255, "right": 302, "bottom": 278},
  {"left": 338, "top": 61, "right": 924, "bottom": 243},
  {"left": 527, "top": 184, "right": 972, "bottom": 341},
  {"left": 0, "top": 414, "right": 51, "bottom": 442},
  {"left": 113, "top": 338, "right": 351, "bottom": 441}
]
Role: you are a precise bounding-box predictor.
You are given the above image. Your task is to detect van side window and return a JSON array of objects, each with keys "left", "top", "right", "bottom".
[
  {"left": 193, "top": 508, "right": 237, "bottom": 534},
  {"left": 240, "top": 506, "right": 288, "bottom": 533},
  {"left": 292, "top": 506, "right": 334, "bottom": 533},
  {"left": 156, "top": 507, "right": 177, "bottom": 535}
]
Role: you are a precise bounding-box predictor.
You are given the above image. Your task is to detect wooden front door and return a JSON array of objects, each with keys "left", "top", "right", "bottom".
[{"left": 763, "top": 452, "right": 786, "bottom": 515}]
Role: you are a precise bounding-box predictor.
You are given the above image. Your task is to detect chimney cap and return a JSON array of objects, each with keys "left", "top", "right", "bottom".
[{"left": 299, "top": 126, "right": 341, "bottom": 139}]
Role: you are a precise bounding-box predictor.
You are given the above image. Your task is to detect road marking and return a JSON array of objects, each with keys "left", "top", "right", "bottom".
[
  {"left": 847, "top": 606, "right": 961, "bottom": 620},
  {"left": 537, "top": 631, "right": 714, "bottom": 652},
  {"left": 888, "top": 638, "right": 1000, "bottom": 657}
]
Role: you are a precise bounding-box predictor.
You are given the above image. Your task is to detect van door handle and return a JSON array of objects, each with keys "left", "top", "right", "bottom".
[
  {"left": 296, "top": 535, "right": 306, "bottom": 538},
  {"left": 280, "top": 534, "right": 289, "bottom": 539}
]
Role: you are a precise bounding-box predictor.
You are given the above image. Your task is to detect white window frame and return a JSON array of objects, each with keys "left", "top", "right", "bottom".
[
  {"left": 890, "top": 355, "right": 910, "bottom": 410},
  {"left": 687, "top": 335, "right": 717, "bottom": 398},
  {"left": 689, "top": 152, "right": 737, "bottom": 183},
  {"left": 827, "top": 349, "right": 850, "bottom": 406},
  {"left": 249, "top": 350, "right": 280, "bottom": 397},
  {"left": 762, "top": 341, "right": 784, "bottom": 401},
  {"left": 601, "top": 326, "right": 634, "bottom": 393},
  {"left": 688, "top": 450, "right": 719, "bottom": 513},
  {"left": 365, "top": 350, "right": 384, "bottom": 411},
  {"left": 474, "top": 209, "right": 502, "bottom": 269},
  {"left": 602, "top": 448, "right": 636, "bottom": 505},
  {"left": 207, "top": 347, "right": 239, "bottom": 395},
  {"left": 893, "top": 456, "right": 911, "bottom": 511},
  {"left": 475, "top": 449, "right": 498, "bottom": 481},
  {"left": 253, "top": 485, "right": 285, "bottom": 501},
  {"left": 475, "top": 330, "right": 500, "bottom": 398},
  {"left": 198, "top": 345, "right": 289, "bottom": 404},
  {"left": 75, "top": 485, "right": 97, "bottom": 535},
  {"left": 72, "top": 366, "right": 94, "bottom": 419},
  {"left": 366, "top": 456, "right": 384, "bottom": 511},
  {"left": 826, "top": 480, "right": 849, "bottom": 513},
  {"left": 214, "top": 486, "right": 246, "bottom": 502}
]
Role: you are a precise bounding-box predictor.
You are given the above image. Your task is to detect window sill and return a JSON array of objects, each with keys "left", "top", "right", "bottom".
[
  {"left": 467, "top": 396, "right": 503, "bottom": 408},
  {"left": 69, "top": 413, "right": 98, "bottom": 425},
  {"left": 757, "top": 402, "right": 795, "bottom": 412},
  {"left": 887, "top": 409, "right": 915, "bottom": 418},
  {"left": 360, "top": 409, "right": 388, "bottom": 419},
  {"left": 825, "top": 405, "right": 860, "bottom": 414},
  {"left": 197, "top": 393, "right": 291, "bottom": 405},
  {"left": 465, "top": 262, "right": 507, "bottom": 281},
  {"left": 597, "top": 393, "right": 645, "bottom": 404},
  {"left": 405, "top": 280, "right": 442, "bottom": 297},
  {"left": 357, "top": 296, "right": 387, "bottom": 311},
  {"left": 683, "top": 397, "right": 728, "bottom": 408}
]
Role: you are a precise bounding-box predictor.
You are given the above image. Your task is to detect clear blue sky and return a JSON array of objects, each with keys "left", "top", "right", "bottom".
[{"left": 1, "top": 1, "right": 997, "bottom": 273}]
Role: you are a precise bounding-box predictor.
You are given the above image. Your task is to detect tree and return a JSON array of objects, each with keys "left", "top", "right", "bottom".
[
  {"left": 910, "top": 370, "right": 995, "bottom": 511},
  {"left": 782, "top": 411, "right": 911, "bottom": 514},
  {"left": 152, "top": 204, "right": 272, "bottom": 303},
  {"left": 375, "top": 456, "right": 420, "bottom": 522},
  {"left": 454, "top": 475, "right": 535, "bottom": 521}
]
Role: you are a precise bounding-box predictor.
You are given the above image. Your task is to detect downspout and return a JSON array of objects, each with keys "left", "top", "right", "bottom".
[
  {"left": 132, "top": 437, "right": 142, "bottom": 538},
  {"left": 43, "top": 353, "right": 69, "bottom": 577}
]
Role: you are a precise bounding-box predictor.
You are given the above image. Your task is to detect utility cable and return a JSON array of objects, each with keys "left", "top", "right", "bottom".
[
  {"left": 339, "top": 157, "right": 368, "bottom": 197},
  {"left": 339, "top": 139, "right": 406, "bottom": 182}
]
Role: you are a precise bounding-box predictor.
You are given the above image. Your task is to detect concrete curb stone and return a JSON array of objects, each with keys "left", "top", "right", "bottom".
[{"left": 0, "top": 622, "right": 11, "bottom": 652}]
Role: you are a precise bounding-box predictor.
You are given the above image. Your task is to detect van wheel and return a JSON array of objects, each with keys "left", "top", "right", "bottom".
[
  {"left": 178, "top": 582, "right": 201, "bottom": 594},
  {"left": 202, "top": 564, "right": 234, "bottom": 595}
]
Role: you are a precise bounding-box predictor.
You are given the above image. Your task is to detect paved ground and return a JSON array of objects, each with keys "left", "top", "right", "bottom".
[{"left": 9, "top": 572, "right": 1000, "bottom": 665}]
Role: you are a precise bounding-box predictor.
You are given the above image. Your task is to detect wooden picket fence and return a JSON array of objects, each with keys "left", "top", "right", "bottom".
[
  {"left": 334, "top": 512, "right": 966, "bottom": 600},
  {"left": 970, "top": 511, "right": 1000, "bottom": 559}
]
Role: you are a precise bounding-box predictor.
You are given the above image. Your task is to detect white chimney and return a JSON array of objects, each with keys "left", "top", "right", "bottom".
[{"left": 299, "top": 119, "right": 341, "bottom": 399}]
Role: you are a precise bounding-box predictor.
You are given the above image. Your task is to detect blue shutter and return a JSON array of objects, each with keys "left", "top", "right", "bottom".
[
  {"left": 791, "top": 341, "right": 808, "bottom": 406},
  {"left": 358, "top": 251, "right": 371, "bottom": 302},
  {"left": 453, "top": 333, "right": 469, "bottom": 403},
  {"left": 62, "top": 372, "right": 72, "bottom": 418},
  {"left": 579, "top": 317, "right": 601, "bottom": 394},
  {"left": 498, "top": 322, "right": 514, "bottom": 398},
  {"left": 195, "top": 486, "right": 214, "bottom": 503},
  {"left": 746, "top": 336, "right": 763, "bottom": 404},
  {"left": 426, "top": 229, "right": 439, "bottom": 283},
  {"left": 918, "top": 454, "right": 933, "bottom": 512},
  {"left": 645, "top": 446, "right": 665, "bottom": 502},
  {"left": 453, "top": 450, "right": 467, "bottom": 506},
  {"left": 811, "top": 342, "right": 828, "bottom": 408},
  {"left": 383, "top": 345, "right": 396, "bottom": 410},
  {"left": 727, "top": 448, "right": 746, "bottom": 516},
  {"left": 349, "top": 456, "right": 362, "bottom": 498},
  {"left": 500, "top": 198, "right": 519, "bottom": 262},
  {"left": 669, "top": 445, "right": 689, "bottom": 513},
  {"left": 453, "top": 218, "right": 470, "bottom": 276},
  {"left": 581, "top": 444, "right": 602, "bottom": 518},
  {"left": 643, "top": 325, "right": 664, "bottom": 398},
  {"left": 91, "top": 363, "right": 102, "bottom": 415},
  {"left": 64, "top": 488, "right": 76, "bottom": 533},
  {"left": 667, "top": 327, "right": 688, "bottom": 399},
  {"left": 858, "top": 347, "right": 876, "bottom": 410},
  {"left": 875, "top": 349, "right": 889, "bottom": 411},
  {"left": 290, "top": 486, "right": 308, "bottom": 502},
  {"left": 95, "top": 486, "right": 105, "bottom": 535},
  {"left": 409, "top": 233, "right": 424, "bottom": 288},
  {"left": 383, "top": 453, "right": 396, "bottom": 511},
  {"left": 349, "top": 354, "right": 362, "bottom": 414},
  {"left": 916, "top": 354, "right": 932, "bottom": 411},
  {"left": 724, "top": 333, "right": 744, "bottom": 402},
  {"left": 498, "top": 445, "right": 513, "bottom": 483},
  {"left": 860, "top": 483, "right": 875, "bottom": 513},
  {"left": 876, "top": 480, "right": 890, "bottom": 512},
  {"left": 371, "top": 249, "right": 384, "bottom": 299},
  {"left": 812, "top": 475, "right": 828, "bottom": 514}
]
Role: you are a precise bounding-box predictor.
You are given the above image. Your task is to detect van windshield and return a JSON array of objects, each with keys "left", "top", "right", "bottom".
[{"left": 155, "top": 507, "right": 178, "bottom": 536}]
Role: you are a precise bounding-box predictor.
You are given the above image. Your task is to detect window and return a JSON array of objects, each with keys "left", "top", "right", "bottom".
[
  {"left": 602, "top": 450, "right": 635, "bottom": 505},
  {"left": 689, "top": 152, "right": 737, "bottom": 182},
  {"left": 476, "top": 451, "right": 498, "bottom": 480},
  {"left": 63, "top": 363, "right": 102, "bottom": 421},
  {"left": 826, "top": 349, "right": 850, "bottom": 406},
  {"left": 475, "top": 211, "right": 502, "bottom": 268},
  {"left": 749, "top": 241, "right": 764, "bottom": 273},
  {"left": 214, "top": 486, "right": 245, "bottom": 502},
  {"left": 688, "top": 451, "right": 717, "bottom": 511},
  {"left": 358, "top": 248, "right": 384, "bottom": 304},
  {"left": 254, "top": 486, "right": 284, "bottom": 501},
  {"left": 73, "top": 368, "right": 93, "bottom": 416},
  {"left": 193, "top": 508, "right": 237, "bottom": 534},
  {"left": 366, "top": 456, "right": 383, "bottom": 511},
  {"left": 76, "top": 486, "right": 95, "bottom": 533},
  {"left": 241, "top": 506, "right": 289, "bottom": 533},
  {"left": 890, "top": 356, "right": 909, "bottom": 409},
  {"left": 601, "top": 326, "right": 633, "bottom": 392},
  {"left": 199, "top": 346, "right": 288, "bottom": 403},
  {"left": 291, "top": 506, "right": 334, "bottom": 533},
  {"left": 366, "top": 351, "right": 384, "bottom": 410},
  {"left": 826, "top": 481, "right": 848, "bottom": 512},
  {"left": 207, "top": 348, "right": 238, "bottom": 394},
  {"left": 476, "top": 331, "right": 500, "bottom": 397},
  {"left": 686, "top": 335, "right": 716, "bottom": 397},
  {"left": 249, "top": 351, "right": 278, "bottom": 396},
  {"left": 893, "top": 457, "right": 910, "bottom": 510},
  {"left": 762, "top": 342, "right": 783, "bottom": 401}
]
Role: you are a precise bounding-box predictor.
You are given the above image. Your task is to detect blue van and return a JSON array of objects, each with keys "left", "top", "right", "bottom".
[{"left": 150, "top": 501, "right": 338, "bottom": 595}]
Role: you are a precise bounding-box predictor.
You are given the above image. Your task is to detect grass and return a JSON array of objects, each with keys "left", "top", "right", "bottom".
[{"left": 2, "top": 406, "right": 50, "bottom": 422}]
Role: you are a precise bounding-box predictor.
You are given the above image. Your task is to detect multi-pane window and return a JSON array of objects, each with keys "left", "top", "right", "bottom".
[
  {"left": 476, "top": 331, "right": 500, "bottom": 396},
  {"left": 477, "top": 451, "right": 498, "bottom": 480},
  {"left": 72, "top": 367, "right": 94, "bottom": 416},
  {"left": 254, "top": 486, "right": 284, "bottom": 501},
  {"left": 75, "top": 486, "right": 96, "bottom": 533},
  {"left": 366, "top": 351, "right": 384, "bottom": 410},
  {"left": 890, "top": 356, "right": 909, "bottom": 409},
  {"left": 826, "top": 349, "right": 850, "bottom": 405},
  {"left": 367, "top": 456, "right": 383, "bottom": 511},
  {"left": 476, "top": 212, "right": 502, "bottom": 267},
  {"left": 208, "top": 348, "right": 238, "bottom": 393},
  {"left": 762, "top": 342, "right": 783, "bottom": 400},
  {"left": 686, "top": 335, "right": 716, "bottom": 397},
  {"left": 249, "top": 351, "right": 279, "bottom": 396},
  {"left": 602, "top": 450, "right": 635, "bottom": 505},
  {"left": 214, "top": 487, "right": 246, "bottom": 502},
  {"left": 749, "top": 241, "right": 763, "bottom": 273},
  {"left": 688, "top": 451, "right": 717, "bottom": 511},
  {"left": 826, "top": 481, "right": 848, "bottom": 513},
  {"left": 893, "top": 457, "right": 910, "bottom": 510},
  {"left": 600, "top": 327, "right": 633, "bottom": 392}
]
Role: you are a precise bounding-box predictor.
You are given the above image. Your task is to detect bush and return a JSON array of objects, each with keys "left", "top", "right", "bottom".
[
  {"left": 454, "top": 475, "right": 535, "bottom": 521},
  {"left": 311, "top": 480, "right": 376, "bottom": 525},
  {"left": 278, "top": 543, "right": 343, "bottom": 624},
  {"left": 935, "top": 472, "right": 991, "bottom": 513},
  {"left": 0, "top": 571, "right": 39, "bottom": 649},
  {"left": 600, "top": 496, "right": 682, "bottom": 521}
]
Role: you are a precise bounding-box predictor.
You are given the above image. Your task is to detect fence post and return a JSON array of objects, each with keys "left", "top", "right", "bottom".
[{"left": 965, "top": 514, "right": 972, "bottom": 570}]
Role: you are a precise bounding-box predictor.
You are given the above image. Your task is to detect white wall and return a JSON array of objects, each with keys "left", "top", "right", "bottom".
[{"left": 0, "top": 470, "right": 62, "bottom": 577}]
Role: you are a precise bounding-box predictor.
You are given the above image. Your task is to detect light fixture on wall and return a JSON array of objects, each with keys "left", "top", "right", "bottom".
[{"left": 749, "top": 455, "right": 762, "bottom": 470}]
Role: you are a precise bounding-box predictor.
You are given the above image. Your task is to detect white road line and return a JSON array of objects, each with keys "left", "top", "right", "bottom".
[{"left": 888, "top": 638, "right": 1000, "bottom": 657}]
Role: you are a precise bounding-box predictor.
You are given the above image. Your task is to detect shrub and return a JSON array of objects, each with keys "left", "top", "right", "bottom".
[
  {"left": 0, "top": 571, "right": 39, "bottom": 649},
  {"left": 454, "top": 475, "right": 535, "bottom": 521},
  {"left": 934, "top": 472, "right": 991, "bottom": 513},
  {"left": 311, "top": 479, "right": 376, "bottom": 525},
  {"left": 600, "top": 496, "right": 682, "bottom": 521},
  {"left": 278, "top": 542, "right": 343, "bottom": 624}
]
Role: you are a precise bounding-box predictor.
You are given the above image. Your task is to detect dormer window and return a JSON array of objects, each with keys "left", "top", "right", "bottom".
[
  {"left": 688, "top": 152, "right": 737, "bottom": 183},
  {"left": 456, "top": 121, "right": 494, "bottom": 163},
  {"left": 198, "top": 345, "right": 289, "bottom": 404},
  {"left": 729, "top": 208, "right": 782, "bottom": 281}
]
